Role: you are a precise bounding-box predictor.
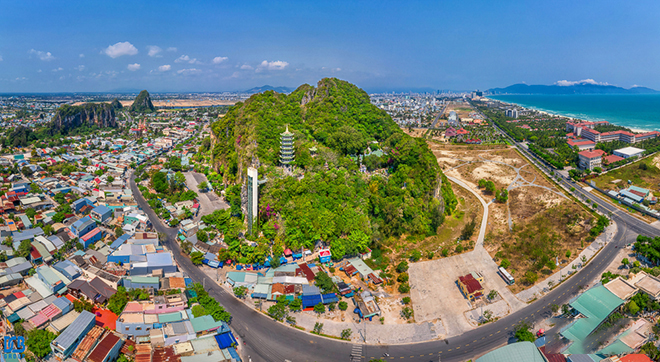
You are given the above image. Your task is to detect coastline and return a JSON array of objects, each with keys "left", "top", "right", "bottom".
[{"left": 484, "top": 95, "right": 656, "bottom": 133}]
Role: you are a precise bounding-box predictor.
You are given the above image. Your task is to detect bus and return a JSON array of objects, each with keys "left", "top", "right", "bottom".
[{"left": 498, "top": 267, "right": 515, "bottom": 285}]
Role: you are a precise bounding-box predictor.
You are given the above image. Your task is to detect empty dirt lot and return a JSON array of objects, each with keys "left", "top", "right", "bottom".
[{"left": 409, "top": 247, "right": 523, "bottom": 337}]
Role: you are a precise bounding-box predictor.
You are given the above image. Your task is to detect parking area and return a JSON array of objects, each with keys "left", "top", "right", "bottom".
[
  {"left": 409, "top": 248, "right": 521, "bottom": 337},
  {"left": 184, "top": 171, "right": 229, "bottom": 220}
]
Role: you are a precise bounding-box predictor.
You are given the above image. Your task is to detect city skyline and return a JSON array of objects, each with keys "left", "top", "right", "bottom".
[{"left": 2, "top": 0, "right": 660, "bottom": 92}]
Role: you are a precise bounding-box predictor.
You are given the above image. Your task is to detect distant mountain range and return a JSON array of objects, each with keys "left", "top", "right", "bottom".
[
  {"left": 488, "top": 82, "right": 659, "bottom": 95},
  {"left": 243, "top": 85, "right": 294, "bottom": 94}
]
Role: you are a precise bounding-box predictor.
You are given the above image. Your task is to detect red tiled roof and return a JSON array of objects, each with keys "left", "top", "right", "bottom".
[
  {"left": 88, "top": 332, "right": 121, "bottom": 362},
  {"left": 567, "top": 139, "right": 595, "bottom": 147},
  {"left": 578, "top": 149, "right": 605, "bottom": 159},
  {"left": 30, "top": 248, "right": 41, "bottom": 260},
  {"left": 603, "top": 154, "right": 624, "bottom": 164},
  {"left": 40, "top": 304, "right": 60, "bottom": 320},
  {"left": 539, "top": 346, "right": 567, "bottom": 362},
  {"left": 298, "top": 263, "right": 315, "bottom": 281},
  {"left": 621, "top": 355, "right": 653, "bottom": 362},
  {"left": 458, "top": 274, "right": 483, "bottom": 294},
  {"left": 368, "top": 273, "right": 383, "bottom": 284},
  {"left": 630, "top": 190, "right": 646, "bottom": 197},
  {"left": 271, "top": 283, "right": 285, "bottom": 295},
  {"left": 81, "top": 227, "right": 101, "bottom": 242}
]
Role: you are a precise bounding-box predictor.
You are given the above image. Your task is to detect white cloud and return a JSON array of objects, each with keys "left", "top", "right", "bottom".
[
  {"left": 175, "top": 55, "right": 198, "bottom": 64},
  {"left": 52, "top": 67, "right": 64, "bottom": 72},
  {"left": 79, "top": 54, "right": 85, "bottom": 58},
  {"left": 0, "top": 56, "right": 3, "bottom": 61},
  {"left": 212, "top": 56, "right": 228, "bottom": 64},
  {"left": 29, "top": 49, "right": 55, "bottom": 61},
  {"left": 158, "top": 65, "right": 171, "bottom": 72},
  {"left": 256, "top": 60, "right": 289, "bottom": 72},
  {"left": 127, "top": 63, "right": 141, "bottom": 71},
  {"left": 167, "top": 47, "right": 177, "bottom": 52},
  {"left": 555, "top": 79, "right": 609, "bottom": 86},
  {"left": 333, "top": 67, "right": 341, "bottom": 72},
  {"left": 177, "top": 68, "right": 202, "bottom": 75},
  {"left": 102, "top": 41, "right": 138, "bottom": 58},
  {"left": 75, "top": 65, "right": 85, "bottom": 71},
  {"left": 147, "top": 45, "right": 162, "bottom": 57},
  {"left": 240, "top": 64, "right": 253, "bottom": 70},
  {"left": 37, "top": 69, "right": 42, "bottom": 73}
]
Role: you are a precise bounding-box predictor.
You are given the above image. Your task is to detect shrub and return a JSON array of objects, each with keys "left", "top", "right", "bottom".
[
  {"left": 398, "top": 283, "right": 410, "bottom": 293},
  {"left": 397, "top": 273, "right": 409, "bottom": 283}
]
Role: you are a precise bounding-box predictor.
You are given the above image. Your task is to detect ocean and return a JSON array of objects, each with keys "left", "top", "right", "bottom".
[{"left": 488, "top": 94, "right": 660, "bottom": 132}]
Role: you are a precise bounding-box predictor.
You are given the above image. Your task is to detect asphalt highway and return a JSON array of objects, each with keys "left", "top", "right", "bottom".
[{"left": 130, "top": 137, "right": 660, "bottom": 362}]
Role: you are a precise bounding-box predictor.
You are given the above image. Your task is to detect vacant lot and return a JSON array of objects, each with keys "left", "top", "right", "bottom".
[
  {"left": 593, "top": 154, "right": 660, "bottom": 196},
  {"left": 430, "top": 143, "right": 593, "bottom": 291},
  {"left": 371, "top": 180, "right": 483, "bottom": 299},
  {"left": 444, "top": 102, "right": 474, "bottom": 119}
]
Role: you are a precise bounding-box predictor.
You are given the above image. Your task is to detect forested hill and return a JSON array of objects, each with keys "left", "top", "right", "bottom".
[
  {"left": 51, "top": 103, "right": 116, "bottom": 135},
  {"left": 210, "top": 78, "right": 456, "bottom": 259}
]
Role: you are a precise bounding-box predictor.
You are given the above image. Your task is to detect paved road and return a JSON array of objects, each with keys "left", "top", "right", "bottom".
[
  {"left": 430, "top": 105, "right": 447, "bottom": 129},
  {"left": 130, "top": 172, "right": 356, "bottom": 362},
  {"left": 131, "top": 148, "right": 660, "bottom": 361}
]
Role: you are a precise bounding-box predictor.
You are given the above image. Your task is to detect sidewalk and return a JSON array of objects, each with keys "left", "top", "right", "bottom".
[
  {"left": 516, "top": 223, "right": 618, "bottom": 302},
  {"left": 293, "top": 310, "right": 445, "bottom": 344}
]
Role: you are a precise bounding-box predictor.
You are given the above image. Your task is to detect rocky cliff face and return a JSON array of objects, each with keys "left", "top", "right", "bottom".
[
  {"left": 129, "top": 90, "right": 156, "bottom": 113},
  {"left": 52, "top": 103, "right": 116, "bottom": 134},
  {"left": 110, "top": 98, "right": 123, "bottom": 109}
]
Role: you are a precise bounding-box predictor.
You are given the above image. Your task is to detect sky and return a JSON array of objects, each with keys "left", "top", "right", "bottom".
[{"left": 2, "top": 0, "right": 660, "bottom": 93}]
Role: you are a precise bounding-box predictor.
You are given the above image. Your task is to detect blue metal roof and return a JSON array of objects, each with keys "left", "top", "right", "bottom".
[
  {"left": 52, "top": 297, "right": 72, "bottom": 311},
  {"left": 321, "top": 293, "right": 339, "bottom": 304},
  {"left": 302, "top": 295, "right": 323, "bottom": 308},
  {"left": 91, "top": 204, "right": 112, "bottom": 216},
  {"left": 620, "top": 190, "right": 644, "bottom": 203},
  {"left": 71, "top": 216, "right": 95, "bottom": 232},
  {"left": 215, "top": 332, "right": 237, "bottom": 349},
  {"left": 51, "top": 310, "right": 95, "bottom": 351},
  {"left": 110, "top": 234, "right": 131, "bottom": 249}
]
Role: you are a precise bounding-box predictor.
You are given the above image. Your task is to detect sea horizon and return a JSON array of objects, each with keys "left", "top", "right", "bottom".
[{"left": 488, "top": 93, "right": 660, "bottom": 133}]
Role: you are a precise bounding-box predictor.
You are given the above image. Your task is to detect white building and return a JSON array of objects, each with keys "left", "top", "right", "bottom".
[
  {"left": 247, "top": 167, "right": 259, "bottom": 235},
  {"left": 613, "top": 146, "right": 644, "bottom": 159}
]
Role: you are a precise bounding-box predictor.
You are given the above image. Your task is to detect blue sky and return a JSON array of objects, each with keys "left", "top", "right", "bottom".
[{"left": 1, "top": 0, "right": 660, "bottom": 93}]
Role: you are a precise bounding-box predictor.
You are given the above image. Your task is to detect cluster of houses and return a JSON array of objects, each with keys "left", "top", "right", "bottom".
[
  {"left": 479, "top": 271, "right": 660, "bottom": 361},
  {"left": 225, "top": 253, "right": 385, "bottom": 320},
  {"left": 0, "top": 120, "right": 246, "bottom": 360},
  {"left": 444, "top": 126, "right": 483, "bottom": 144},
  {"left": 604, "top": 185, "right": 659, "bottom": 215}
]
